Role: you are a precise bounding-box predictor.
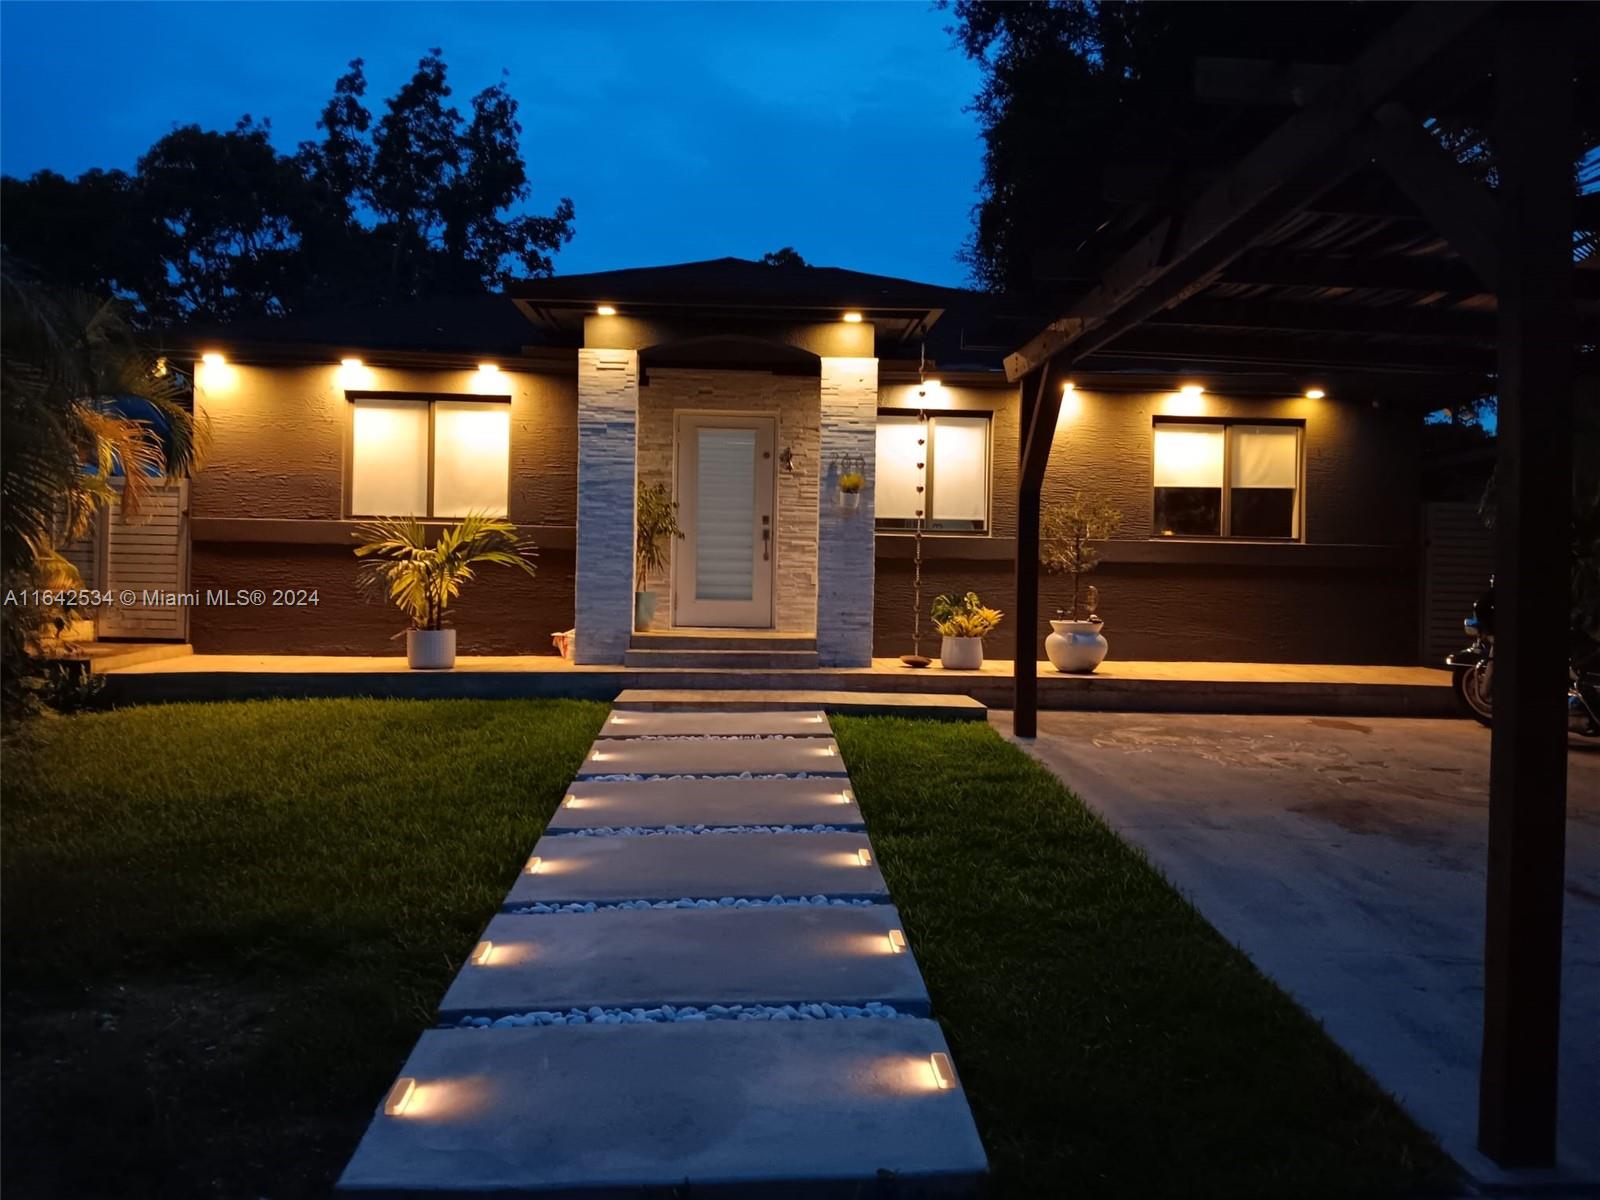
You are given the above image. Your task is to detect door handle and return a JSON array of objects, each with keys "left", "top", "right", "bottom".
[{"left": 762, "top": 527, "right": 771, "bottom": 561}]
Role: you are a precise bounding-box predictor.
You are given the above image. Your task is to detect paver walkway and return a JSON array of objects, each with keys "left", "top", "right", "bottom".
[{"left": 339, "top": 709, "right": 987, "bottom": 1196}]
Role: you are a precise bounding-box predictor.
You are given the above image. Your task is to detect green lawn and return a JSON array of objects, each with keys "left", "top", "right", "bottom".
[
  {"left": 1, "top": 698, "right": 606, "bottom": 1199},
  {"left": 1, "top": 700, "right": 1454, "bottom": 1198},
  {"left": 832, "top": 715, "right": 1456, "bottom": 1199}
]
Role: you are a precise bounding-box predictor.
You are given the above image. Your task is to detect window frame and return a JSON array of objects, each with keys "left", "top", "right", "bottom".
[
  {"left": 345, "top": 389, "right": 513, "bottom": 520},
  {"left": 1150, "top": 416, "right": 1305, "bottom": 542},
  {"left": 873, "top": 409, "right": 994, "bottom": 534}
]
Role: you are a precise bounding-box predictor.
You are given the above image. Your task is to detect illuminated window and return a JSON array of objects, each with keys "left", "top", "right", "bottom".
[
  {"left": 875, "top": 413, "right": 991, "bottom": 532},
  {"left": 1153, "top": 420, "right": 1301, "bottom": 539},
  {"left": 349, "top": 396, "right": 510, "bottom": 518}
]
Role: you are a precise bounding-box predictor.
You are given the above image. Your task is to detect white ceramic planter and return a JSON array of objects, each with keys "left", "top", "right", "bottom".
[
  {"left": 407, "top": 628, "right": 457, "bottom": 670},
  {"left": 635, "top": 590, "right": 658, "bottom": 629},
  {"left": 1046, "top": 619, "right": 1108, "bottom": 674},
  {"left": 940, "top": 635, "right": 984, "bottom": 670},
  {"left": 837, "top": 490, "right": 862, "bottom": 512}
]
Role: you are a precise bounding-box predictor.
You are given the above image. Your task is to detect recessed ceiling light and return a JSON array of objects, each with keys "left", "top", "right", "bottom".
[
  {"left": 596, "top": 305, "right": 616, "bottom": 316},
  {"left": 842, "top": 311, "right": 863, "bottom": 323}
]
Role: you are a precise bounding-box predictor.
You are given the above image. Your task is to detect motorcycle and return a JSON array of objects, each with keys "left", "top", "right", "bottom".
[{"left": 1446, "top": 579, "right": 1600, "bottom": 735}]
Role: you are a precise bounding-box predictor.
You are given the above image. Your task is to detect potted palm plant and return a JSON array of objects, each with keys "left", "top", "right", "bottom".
[
  {"left": 355, "top": 514, "right": 537, "bottom": 669},
  {"left": 1041, "top": 489, "right": 1122, "bottom": 673},
  {"left": 931, "top": 591, "right": 1003, "bottom": 670},
  {"left": 635, "top": 481, "right": 683, "bottom": 629}
]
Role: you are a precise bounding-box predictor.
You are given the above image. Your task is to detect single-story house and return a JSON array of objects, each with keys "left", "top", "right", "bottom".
[{"left": 150, "top": 256, "right": 1433, "bottom": 667}]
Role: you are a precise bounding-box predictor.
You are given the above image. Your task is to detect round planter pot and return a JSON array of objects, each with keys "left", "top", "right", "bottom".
[
  {"left": 939, "top": 635, "right": 984, "bottom": 670},
  {"left": 837, "top": 490, "right": 861, "bottom": 512},
  {"left": 407, "top": 628, "right": 457, "bottom": 670},
  {"left": 635, "top": 590, "right": 658, "bottom": 629},
  {"left": 1046, "top": 619, "right": 1108, "bottom": 674}
]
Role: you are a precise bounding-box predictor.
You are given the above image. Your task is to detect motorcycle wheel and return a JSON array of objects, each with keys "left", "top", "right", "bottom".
[{"left": 1453, "top": 662, "right": 1493, "bottom": 726}]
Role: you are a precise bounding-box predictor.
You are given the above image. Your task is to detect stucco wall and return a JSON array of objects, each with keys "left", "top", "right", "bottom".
[
  {"left": 871, "top": 381, "right": 1422, "bottom": 665},
  {"left": 186, "top": 360, "right": 1423, "bottom": 665},
  {"left": 635, "top": 367, "right": 821, "bottom": 633},
  {"left": 189, "top": 361, "right": 577, "bottom": 655}
]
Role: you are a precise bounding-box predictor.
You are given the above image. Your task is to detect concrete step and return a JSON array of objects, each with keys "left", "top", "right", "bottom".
[
  {"left": 549, "top": 777, "right": 863, "bottom": 832},
  {"left": 598, "top": 709, "right": 832, "bottom": 738},
  {"left": 614, "top": 688, "right": 989, "bottom": 720},
  {"left": 505, "top": 831, "right": 887, "bottom": 907},
  {"left": 439, "top": 906, "right": 928, "bottom": 1019},
  {"left": 630, "top": 631, "right": 817, "bottom": 652},
  {"left": 577, "top": 736, "right": 846, "bottom": 778},
  {"left": 622, "top": 648, "right": 822, "bottom": 669},
  {"left": 338, "top": 1020, "right": 986, "bottom": 1196}
]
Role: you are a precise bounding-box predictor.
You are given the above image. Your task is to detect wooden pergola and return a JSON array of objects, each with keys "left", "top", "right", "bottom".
[{"left": 1004, "top": 1, "right": 1593, "bottom": 1167}]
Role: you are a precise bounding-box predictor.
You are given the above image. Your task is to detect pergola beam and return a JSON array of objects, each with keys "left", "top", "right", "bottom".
[
  {"left": 1368, "top": 102, "right": 1499, "bottom": 287},
  {"left": 1089, "top": 328, "right": 1496, "bottom": 375},
  {"left": 1004, "top": 0, "right": 1493, "bottom": 383},
  {"left": 1150, "top": 297, "right": 1500, "bottom": 341}
]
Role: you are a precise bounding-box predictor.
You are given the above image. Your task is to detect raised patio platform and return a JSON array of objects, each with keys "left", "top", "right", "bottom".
[{"left": 99, "top": 653, "right": 1458, "bottom": 717}]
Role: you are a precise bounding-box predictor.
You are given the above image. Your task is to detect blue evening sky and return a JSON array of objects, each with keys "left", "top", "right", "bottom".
[{"left": 0, "top": 0, "right": 985, "bottom": 286}]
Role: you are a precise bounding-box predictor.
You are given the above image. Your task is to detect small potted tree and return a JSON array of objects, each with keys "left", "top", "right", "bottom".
[
  {"left": 635, "top": 481, "right": 682, "bottom": 629},
  {"left": 1041, "top": 489, "right": 1121, "bottom": 673},
  {"left": 931, "top": 591, "right": 1003, "bottom": 670},
  {"left": 355, "top": 514, "right": 538, "bottom": 669}
]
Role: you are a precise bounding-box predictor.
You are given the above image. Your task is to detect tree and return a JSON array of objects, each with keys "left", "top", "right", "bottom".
[
  {"left": 943, "top": 2, "right": 1397, "bottom": 292},
  {"left": 760, "top": 247, "right": 807, "bottom": 268},
  {"left": 1041, "top": 488, "right": 1121, "bottom": 620},
  {"left": 1, "top": 50, "right": 574, "bottom": 322}
]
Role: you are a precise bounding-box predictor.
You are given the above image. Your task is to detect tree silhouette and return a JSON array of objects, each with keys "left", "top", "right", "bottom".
[{"left": 1, "top": 50, "right": 575, "bottom": 322}]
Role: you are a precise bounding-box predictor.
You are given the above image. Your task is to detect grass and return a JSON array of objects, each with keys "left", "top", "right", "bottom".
[
  {"left": 1, "top": 700, "right": 1455, "bottom": 1199},
  {"left": 831, "top": 715, "right": 1457, "bottom": 1199},
  {"left": 1, "top": 698, "right": 605, "bottom": 1199}
]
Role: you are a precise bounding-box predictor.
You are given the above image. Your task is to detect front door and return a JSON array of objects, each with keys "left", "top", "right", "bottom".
[{"left": 673, "top": 414, "right": 776, "bottom": 628}]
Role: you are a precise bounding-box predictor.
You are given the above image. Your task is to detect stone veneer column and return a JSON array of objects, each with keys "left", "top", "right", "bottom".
[
  {"left": 816, "top": 357, "right": 878, "bottom": 666},
  {"left": 575, "top": 348, "right": 639, "bottom": 664}
]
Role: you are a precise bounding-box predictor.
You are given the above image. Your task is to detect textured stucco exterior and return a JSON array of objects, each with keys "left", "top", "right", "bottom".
[
  {"left": 186, "top": 359, "right": 1423, "bottom": 666},
  {"left": 189, "top": 361, "right": 575, "bottom": 655},
  {"left": 871, "top": 381, "right": 1420, "bottom": 665},
  {"left": 635, "top": 368, "right": 820, "bottom": 633}
]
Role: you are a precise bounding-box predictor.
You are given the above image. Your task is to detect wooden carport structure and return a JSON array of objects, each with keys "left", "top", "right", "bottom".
[{"left": 1004, "top": 1, "right": 1594, "bottom": 1168}]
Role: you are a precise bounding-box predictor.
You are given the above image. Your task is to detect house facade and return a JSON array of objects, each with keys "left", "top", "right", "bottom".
[{"left": 166, "top": 259, "right": 1424, "bottom": 667}]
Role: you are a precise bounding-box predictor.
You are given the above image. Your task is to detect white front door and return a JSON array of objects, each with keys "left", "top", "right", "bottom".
[{"left": 673, "top": 414, "right": 776, "bottom": 628}]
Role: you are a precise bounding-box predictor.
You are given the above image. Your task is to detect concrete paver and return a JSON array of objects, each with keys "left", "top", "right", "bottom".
[
  {"left": 598, "top": 709, "right": 834, "bottom": 737},
  {"left": 505, "top": 831, "right": 887, "bottom": 907},
  {"left": 549, "top": 777, "right": 863, "bottom": 832},
  {"left": 337, "top": 1020, "right": 986, "bottom": 1197},
  {"left": 439, "top": 906, "right": 929, "bottom": 1019},
  {"left": 576, "top": 736, "right": 847, "bottom": 778}
]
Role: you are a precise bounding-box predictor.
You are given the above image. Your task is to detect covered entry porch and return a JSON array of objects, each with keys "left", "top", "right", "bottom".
[{"left": 570, "top": 313, "right": 882, "bottom": 666}]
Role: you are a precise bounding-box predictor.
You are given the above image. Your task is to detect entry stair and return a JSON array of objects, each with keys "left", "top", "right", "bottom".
[{"left": 623, "top": 629, "right": 821, "bottom": 670}]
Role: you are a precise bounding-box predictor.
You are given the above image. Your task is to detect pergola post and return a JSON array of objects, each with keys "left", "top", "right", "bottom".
[
  {"left": 1477, "top": 7, "right": 1575, "bottom": 1167},
  {"left": 1013, "top": 365, "right": 1064, "bottom": 738}
]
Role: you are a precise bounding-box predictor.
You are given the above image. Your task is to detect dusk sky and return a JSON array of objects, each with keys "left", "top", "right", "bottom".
[{"left": 0, "top": 1, "right": 985, "bottom": 286}]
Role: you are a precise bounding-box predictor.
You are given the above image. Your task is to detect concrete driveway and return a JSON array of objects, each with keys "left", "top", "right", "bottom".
[{"left": 997, "top": 712, "right": 1600, "bottom": 1190}]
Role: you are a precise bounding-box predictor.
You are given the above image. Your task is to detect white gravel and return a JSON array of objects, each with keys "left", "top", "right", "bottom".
[
  {"left": 511, "top": 894, "right": 879, "bottom": 914},
  {"left": 558, "top": 823, "right": 850, "bottom": 837},
  {"left": 582, "top": 772, "right": 828, "bottom": 781},
  {"left": 453, "top": 1001, "right": 910, "bottom": 1027}
]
